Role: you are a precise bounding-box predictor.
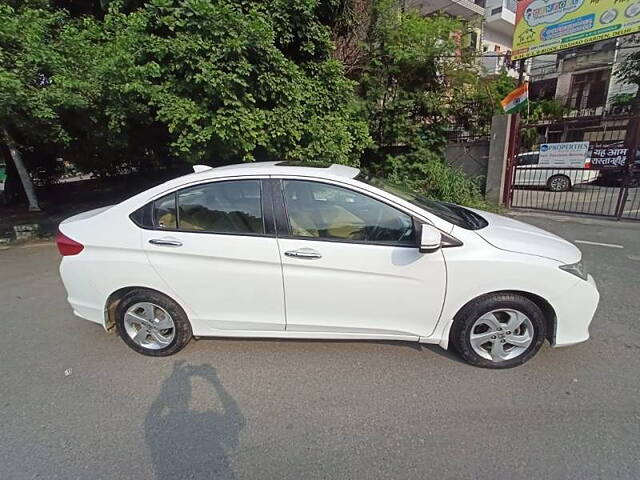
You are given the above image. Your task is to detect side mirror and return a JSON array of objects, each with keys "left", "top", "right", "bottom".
[{"left": 419, "top": 224, "right": 442, "bottom": 253}]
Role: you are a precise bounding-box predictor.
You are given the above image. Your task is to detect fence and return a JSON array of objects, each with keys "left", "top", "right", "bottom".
[{"left": 505, "top": 114, "right": 640, "bottom": 221}]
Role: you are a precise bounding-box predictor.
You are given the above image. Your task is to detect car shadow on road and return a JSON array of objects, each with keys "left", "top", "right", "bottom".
[
  {"left": 193, "top": 336, "right": 467, "bottom": 364},
  {"left": 145, "top": 361, "right": 245, "bottom": 480}
]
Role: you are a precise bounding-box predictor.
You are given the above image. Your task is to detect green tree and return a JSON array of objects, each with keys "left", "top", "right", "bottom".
[
  {"left": 138, "top": 0, "right": 369, "bottom": 164},
  {"left": 345, "top": 0, "right": 489, "bottom": 205},
  {"left": 0, "top": 2, "right": 77, "bottom": 208},
  {"left": 1, "top": 0, "right": 370, "bottom": 208},
  {"left": 616, "top": 50, "right": 640, "bottom": 100}
]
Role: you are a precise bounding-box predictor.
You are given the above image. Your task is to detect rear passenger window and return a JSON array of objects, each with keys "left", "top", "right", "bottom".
[
  {"left": 153, "top": 193, "right": 177, "bottom": 229},
  {"left": 177, "top": 180, "right": 263, "bottom": 234}
]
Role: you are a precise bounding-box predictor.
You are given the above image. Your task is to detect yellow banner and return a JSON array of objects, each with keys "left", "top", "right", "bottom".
[{"left": 512, "top": 0, "right": 640, "bottom": 60}]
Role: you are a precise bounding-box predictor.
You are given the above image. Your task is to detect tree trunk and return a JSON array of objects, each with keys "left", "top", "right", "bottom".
[{"left": 2, "top": 130, "right": 41, "bottom": 211}]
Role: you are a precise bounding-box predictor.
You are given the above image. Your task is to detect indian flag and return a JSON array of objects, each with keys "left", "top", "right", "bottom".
[{"left": 500, "top": 83, "right": 528, "bottom": 114}]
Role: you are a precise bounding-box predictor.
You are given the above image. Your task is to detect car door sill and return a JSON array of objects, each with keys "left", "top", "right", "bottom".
[{"left": 191, "top": 329, "right": 419, "bottom": 342}]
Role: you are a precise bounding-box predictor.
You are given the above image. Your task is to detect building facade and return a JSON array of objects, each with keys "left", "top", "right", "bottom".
[
  {"left": 526, "top": 35, "right": 640, "bottom": 145},
  {"left": 481, "top": 0, "right": 517, "bottom": 76},
  {"left": 408, "top": 0, "right": 518, "bottom": 76}
]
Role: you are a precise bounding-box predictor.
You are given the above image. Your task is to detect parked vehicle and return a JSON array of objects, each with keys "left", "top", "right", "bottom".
[
  {"left": 595, "top": 158, "right": 640, "bottom": 188},
  {"left": 514, "top": 151, "right": 600, "bottom": 191},
  {"left": 57, "top": 162, "right": 599, "bottom": 368}
]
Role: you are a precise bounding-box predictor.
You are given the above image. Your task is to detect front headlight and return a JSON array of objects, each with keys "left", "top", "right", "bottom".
[{"left": 559, "top": 260, "right": 588, "bottom": 280}]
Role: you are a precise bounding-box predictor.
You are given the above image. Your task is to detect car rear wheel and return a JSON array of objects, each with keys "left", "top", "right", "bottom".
[
  {"left": 451, "top": 293, "right": 546, "bottom": 369},
  {"left": 547, "top": 174, "right": 571, "bottom": 192},
  {"left": 115, "top": 289, "right": 192, "bottom": 356}
]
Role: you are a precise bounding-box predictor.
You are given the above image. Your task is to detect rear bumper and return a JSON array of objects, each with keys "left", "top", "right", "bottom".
[
  {"left": 67, "top": 299, "right": 104, "bottom": 326},
  {"left": 578, "top": 171, "right": 600, "bottom": 184},
  {"left": 60, "top": 258, "right": 106, "bottom": 327},
  {"left": 550, "top": 274, "right": 599, "bottom": 347}
]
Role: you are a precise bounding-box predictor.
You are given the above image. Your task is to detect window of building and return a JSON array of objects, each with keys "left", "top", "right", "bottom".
[{"left": 567, "top": 70, "right": 610, "bottom": 110}]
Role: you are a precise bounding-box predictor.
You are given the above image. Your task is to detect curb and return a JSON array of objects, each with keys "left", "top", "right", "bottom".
[{"left": 0, "top": 223, "right": 56, "bottom": 245}]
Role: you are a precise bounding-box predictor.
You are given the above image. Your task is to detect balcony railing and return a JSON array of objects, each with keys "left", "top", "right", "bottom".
[{"left": 481, "top": 54, "right": 518, "bottom": 76}]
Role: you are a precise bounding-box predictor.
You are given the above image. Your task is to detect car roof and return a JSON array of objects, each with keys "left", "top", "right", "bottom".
[
  {"left": 115, "top": 160, "right": 455, "bottom": 233},
  {"left": 190, "top": 161, "right": 361, "bottom": 180}
]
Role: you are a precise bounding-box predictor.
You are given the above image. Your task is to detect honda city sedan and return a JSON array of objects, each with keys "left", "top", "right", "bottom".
[{"left": 57, "top": 162, "right": 599, "bottom": 368}]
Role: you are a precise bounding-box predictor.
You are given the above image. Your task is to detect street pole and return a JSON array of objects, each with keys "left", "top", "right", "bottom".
[{"left": 518, "top": 59, "right": 525, "bottom": 84}]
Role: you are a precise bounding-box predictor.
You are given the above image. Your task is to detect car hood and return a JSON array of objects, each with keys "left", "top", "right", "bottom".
[{"left": 471, "top": 210, "right": 581, "bottom": 264}]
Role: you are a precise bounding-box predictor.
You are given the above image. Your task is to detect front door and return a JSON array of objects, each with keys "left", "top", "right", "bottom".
[
  {"left": 274, "top": 178, "right": 446, "bottom": 338},
  {"left": 141, "top": 178, "right": 285, "bottom": 332}
]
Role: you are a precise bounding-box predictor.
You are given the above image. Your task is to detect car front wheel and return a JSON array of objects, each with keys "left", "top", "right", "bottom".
[
  {"left": 451, "top": 293, "right": 547, "bottom": 368},
  {"left": 115, "top": 289, "right": 192, "bottom": 356},
  {"left": 547, "top": 174, "right": 571, "bottom": 192}
]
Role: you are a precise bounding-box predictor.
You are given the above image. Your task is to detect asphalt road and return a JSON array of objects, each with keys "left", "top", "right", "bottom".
[{"left": 2, "top": 213, "right": 640, "bottom": 480}]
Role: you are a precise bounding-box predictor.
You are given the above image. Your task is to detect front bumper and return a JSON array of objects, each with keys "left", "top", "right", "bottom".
[{"left": 550, "top": 274, "right": 599, "bottom": 347}]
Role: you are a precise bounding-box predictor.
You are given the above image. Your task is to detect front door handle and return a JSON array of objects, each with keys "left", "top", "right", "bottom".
[
  {"left": 149, "top": 238, "right": 183, "bottom": 247},
  {"left": 284, "top": 248, "right": 322, "bottom": 259}
]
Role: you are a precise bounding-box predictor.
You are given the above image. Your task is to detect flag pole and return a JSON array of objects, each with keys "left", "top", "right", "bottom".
[{"left": 518, "top": 59, "right": 528, "bottom": 118}]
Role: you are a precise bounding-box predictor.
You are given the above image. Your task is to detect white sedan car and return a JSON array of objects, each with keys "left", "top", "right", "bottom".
[
  {"left": 57, "top": 162, "right": 599, "bottom": 368},
  {"left": 514, "top": 151, "right": 600, "bottom": 191}
]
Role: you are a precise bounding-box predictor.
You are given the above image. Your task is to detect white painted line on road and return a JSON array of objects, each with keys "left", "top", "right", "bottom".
[{"left": 575, "top": 240, "right": 624, "bottom": 249}]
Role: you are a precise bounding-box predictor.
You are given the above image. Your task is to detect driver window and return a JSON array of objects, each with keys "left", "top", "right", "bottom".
[{"left": 282, "top": 180, "right": 415, "bottom": 245}]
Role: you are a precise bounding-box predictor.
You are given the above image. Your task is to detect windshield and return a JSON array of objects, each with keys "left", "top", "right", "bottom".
[{"left": 356, "top": 174, "right": 488, "bottom": 230}]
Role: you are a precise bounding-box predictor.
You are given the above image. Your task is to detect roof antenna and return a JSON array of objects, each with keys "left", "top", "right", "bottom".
[{"left": 193, "top": 165, "right": 212, "bottom": 173}]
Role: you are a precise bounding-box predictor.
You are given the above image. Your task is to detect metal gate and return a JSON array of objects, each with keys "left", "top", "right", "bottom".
[{"left": 505, "top": 114, "right": 640, "bottom": 221}]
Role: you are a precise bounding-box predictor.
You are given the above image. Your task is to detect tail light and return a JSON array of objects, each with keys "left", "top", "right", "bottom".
[
  {"left": 584, "top": 159, "right": 592, "bottom": 169},
  {"left": 56, "top": 230, "right": 84, "bottom": 256}
]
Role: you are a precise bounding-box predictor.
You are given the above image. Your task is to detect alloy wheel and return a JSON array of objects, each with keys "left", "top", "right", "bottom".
[
  {"left": 549, "top": 176, "right": 570, "bottom": 191},
  {"left": 469, "top": 309, "right": 534, "bottom": 362},
  {"left": 123, "top": 302, "right": 176, "bottom": 350}
]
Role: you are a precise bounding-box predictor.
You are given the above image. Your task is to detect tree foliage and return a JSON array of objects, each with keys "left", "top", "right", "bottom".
[
  {"left": 616, "top": 50, "right": 640, "bottom": 97},
  {"left": 1, "top": 0, "right": 497, "bottom": 209},
  {"left": 139, "top": 0, "right": 369, "bottom": 164},
  {"left": 342, "top": 0, "right": 492, "bottom": 204},
  {"left": 0, "top": 0, "right": 370, "bottom": 183}
]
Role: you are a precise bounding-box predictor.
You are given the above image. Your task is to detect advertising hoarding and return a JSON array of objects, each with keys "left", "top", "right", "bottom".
[
  {"left": 589, "top": 140, "right": 631, "bottom": 168},
  {"left": 513, "top": 0, "right": 640, "bottom": 60},
  {"left": 538, "top": 141, "right": 590, "bottom": 166}
]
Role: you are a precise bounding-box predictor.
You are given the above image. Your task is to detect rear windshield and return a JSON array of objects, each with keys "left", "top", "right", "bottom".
[{"left": 356, "top": 174, "right": 488, "bottom": 230}]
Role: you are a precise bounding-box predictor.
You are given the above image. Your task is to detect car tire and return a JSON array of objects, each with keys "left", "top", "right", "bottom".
[
  {"left": 115, "top": 289, "right": 192, "bottom": 357},
  {"left": 547, "top": 174, "right": 571, "bottom": 192},
  {"left": 451, "top": 293, "right": 547, "bottom": 369}
]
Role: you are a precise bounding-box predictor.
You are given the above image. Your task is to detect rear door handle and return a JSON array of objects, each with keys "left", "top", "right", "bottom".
[
  {"left": 149, "top": 238, "right": 183, "bottom": 247},
  {"left": 284, "top": 248, "right": 322, "bottom": 259}
]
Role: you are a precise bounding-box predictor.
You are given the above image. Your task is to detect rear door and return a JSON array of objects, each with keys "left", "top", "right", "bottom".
[
  {"left": 271, "top": 178, "right": 447, "bottom": 338},
  {"left": 140, "top": 178, "right": 285, "bottom": 332}
]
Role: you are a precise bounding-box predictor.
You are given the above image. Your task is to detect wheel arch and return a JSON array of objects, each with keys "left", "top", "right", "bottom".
[
  {"left": 443, "top": 289, "right": 557, "bottom": 348},
  {"left": 104, "top": 286, "right": 189, "bottom": 332}
]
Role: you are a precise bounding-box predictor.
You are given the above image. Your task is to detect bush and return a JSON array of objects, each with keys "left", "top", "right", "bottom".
[{"left": 376, "top": 147, "right": 493, "bottom": 209}]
